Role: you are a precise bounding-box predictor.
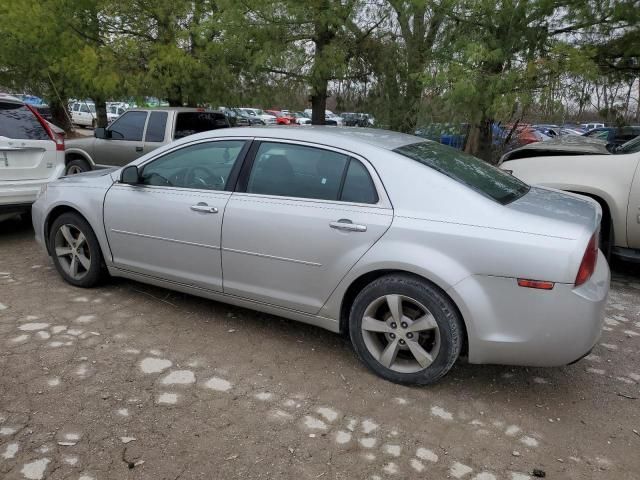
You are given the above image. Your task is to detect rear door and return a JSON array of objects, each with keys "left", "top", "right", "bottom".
[
  {"left": 93, "top": 111, "right": 148, "bottom": 166},
  {"left": 221, "top": 140, "right": 393, "bottom": 314},
  {"left": 0, "top": 100, "right": 56, "bottom": 181}
]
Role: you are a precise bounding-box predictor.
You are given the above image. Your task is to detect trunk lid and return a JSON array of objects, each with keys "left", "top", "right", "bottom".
[{"left": 506, "top": 186, "right": 600, "bottom": 240}]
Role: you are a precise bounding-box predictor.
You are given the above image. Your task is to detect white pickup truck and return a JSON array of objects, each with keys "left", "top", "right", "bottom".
[
  {"left": 64, "top": 107, "right": 229, "bottom": 174},
  {"left": 501, "top": 135, "right": 640, "bottom": 261}
]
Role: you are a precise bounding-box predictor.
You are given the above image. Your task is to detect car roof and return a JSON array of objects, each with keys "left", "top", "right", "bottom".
[{"left": 187, "top": 126, "right": 421, "bottom": 151}]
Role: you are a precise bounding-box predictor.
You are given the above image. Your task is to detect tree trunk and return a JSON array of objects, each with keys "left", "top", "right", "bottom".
[
  {"left": 477, "top": 117, "right": 494, "bottom": 163},
  {"left": 310, "top": 87, "right": 327, "bottom": 125},
  {"left": 94, "top": 97, "right": 108, "bottom": 128},
  {"left": 310, "top": 18, "right": 332, "bottom": 125},
  {"left": 49, "top": 97, "right": 72, "bottom": 132}
]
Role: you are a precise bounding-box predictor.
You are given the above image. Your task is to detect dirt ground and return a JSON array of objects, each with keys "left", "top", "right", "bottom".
[{"left": 1, "top": 217, "right": 639, "bottom": 480}]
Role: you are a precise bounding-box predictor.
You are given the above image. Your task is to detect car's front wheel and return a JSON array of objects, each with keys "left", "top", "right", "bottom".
[
  {"left": 49, "top": 212, "right": 105, "bottom": 287},
  {"left": 349, "top": 274, "right": 464, "bottom": 385}
]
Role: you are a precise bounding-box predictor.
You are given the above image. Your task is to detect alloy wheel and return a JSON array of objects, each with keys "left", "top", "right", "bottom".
[
  {"left": 66, "top": 165, "right": 84, "bottom": 175},
  {"left": 54, "top": 224, "right": 91, "bottom": 280},
  {"left": 360, "top": 294, "right": 440, "bottom": 373}
]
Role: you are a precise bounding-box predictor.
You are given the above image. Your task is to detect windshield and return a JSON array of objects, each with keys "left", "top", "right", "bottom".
[
  {"left": 618, "top": 136, "right": 640, "bottom": 154},
  {"left": 394, "top": 141, "right": 530, "bottom": 205}
]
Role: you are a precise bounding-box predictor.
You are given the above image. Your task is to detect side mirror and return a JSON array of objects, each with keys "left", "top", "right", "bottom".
[
  {"left": 94, "top": 127, "right": 110, "bottom": 139},
  {"left": 120, "top": 165, "right": 140, "bottom": 185}
]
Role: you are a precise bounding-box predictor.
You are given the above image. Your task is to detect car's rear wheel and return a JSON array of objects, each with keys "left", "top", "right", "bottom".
[
  {"left": 349, "top": 274, "right": 463, "bottom": 385},
  {"left": 66, "top": 158, "right": 90, "bottom": 175},
  {"left": 49, "top": 213, "right": 105, "bottom": 287}
]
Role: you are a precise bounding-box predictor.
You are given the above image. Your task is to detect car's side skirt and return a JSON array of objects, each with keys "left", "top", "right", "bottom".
[{"left": 108, "top": 266, "right": 341, "bottom": 333}]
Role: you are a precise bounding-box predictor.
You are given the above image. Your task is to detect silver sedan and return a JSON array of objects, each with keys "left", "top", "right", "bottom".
[{"left": 31, "top": 127, "right": 610, "bottom": 385}]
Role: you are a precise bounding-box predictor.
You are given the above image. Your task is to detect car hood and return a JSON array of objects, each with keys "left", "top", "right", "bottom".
[
  {"left": 54, "top": 167, "right": 117, "bottom": 186},
  {"left": 501, "top": 135, "right": 611, "bottom": 162}
]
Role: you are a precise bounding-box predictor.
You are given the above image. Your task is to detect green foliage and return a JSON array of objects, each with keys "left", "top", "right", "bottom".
[{"left": 0, "top": 0, "right": 637, "bottom": 143}]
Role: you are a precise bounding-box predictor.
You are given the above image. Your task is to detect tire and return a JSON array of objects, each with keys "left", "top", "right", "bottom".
[
  {"left": 49, "top": 212, "right": 106, "bottom": 288},
  {"left": 600, "top": 217, "right": 614, "bottom": 261},
  {"left": 349, "top": 274, "right": 463, "bottom": 385},
  {"left": 65, "top": 158, "right": 91, "bottom": 175}
]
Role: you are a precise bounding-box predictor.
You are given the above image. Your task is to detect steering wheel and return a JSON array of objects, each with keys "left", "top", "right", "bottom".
[{"left": 185, "top": 166, "right": 225, "bottom": 190}]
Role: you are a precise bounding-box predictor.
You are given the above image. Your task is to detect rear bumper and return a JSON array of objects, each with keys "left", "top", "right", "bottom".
[
  {"left": 0, "top": 203, "right": 32, "bottom": 215},
  {"left": 448, "top": 250, "right": 610, "bottom": 367},
  {"left": 0, "top": 165, "right": 65, "bottom": 206}
]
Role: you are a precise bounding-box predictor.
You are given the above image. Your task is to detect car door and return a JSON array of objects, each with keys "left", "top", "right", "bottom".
[
  {"left": 93, "top": 111, "right": 148, "bottom": 166},
  {"left": 221, "top": 140, "right": 393, "bottom": 314},
  {"left": 79, "top": 103, "right": 92, "bottom": 126},
  {"left": 70, "top": 103, "right": 80, "bottom": 125},
  {"left": 104, "top": 138, "right": 250, "bottom": 291}
]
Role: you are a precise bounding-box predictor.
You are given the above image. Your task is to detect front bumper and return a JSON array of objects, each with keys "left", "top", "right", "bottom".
[
  {"left": 31, "top": 194, "right": 47, "bottom": 250},
  {"left": 448, "top": 251, "right": 610, "bottom": 367}
]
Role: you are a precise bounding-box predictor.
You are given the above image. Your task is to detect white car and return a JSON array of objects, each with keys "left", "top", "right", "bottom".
[
  {"left": 0, "top": 94, "right": 65, "bottom": 221},
  {"left": 581, "top": 122, "right": 605, "bottom": 131},
  {"left": 239, "top": 108, "right": 276, "bottom": 125},
  {"left": 304, "top": 109, "right": 344, "bottom": 126},
  {"left": 106, "top": 104, "right": 127, "bottom": 124},
  {"left": 70, "top": 101, "right": 96, "bottom": 128}
]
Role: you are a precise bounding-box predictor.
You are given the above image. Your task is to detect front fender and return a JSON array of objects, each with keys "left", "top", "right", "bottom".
[{"left": 39, "top": 185, "right": 113, "bottom": 264}]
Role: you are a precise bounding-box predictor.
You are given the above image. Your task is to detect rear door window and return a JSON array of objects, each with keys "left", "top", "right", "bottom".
[
  {"left": 109, "top": 111, "right": 148, "bottom": 141},
  {"left": 246, "top": 142, "right": 349, "bottom": 200},
  {"left": 145, "top": 111, "right": 168, "bottom": 142},
  {"left": 0, "top": 102, "right": 49, "bottom": 140},
  {"left": 174, "top": 112, "right": 229, "bottom": 140}
]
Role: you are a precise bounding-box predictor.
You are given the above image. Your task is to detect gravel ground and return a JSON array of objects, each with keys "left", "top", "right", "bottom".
[{"left": 1, "top": 217, "right": 639, "bottom": 480}]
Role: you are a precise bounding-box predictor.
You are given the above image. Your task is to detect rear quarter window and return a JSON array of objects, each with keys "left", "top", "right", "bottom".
[
  {"left": 394, "top": 141, "right": 530, "bottom": 204},
  {"left": 0, "top": 102, "right": 49, "bottom": 140},
  {"left": 174, "top": 112, "right": 229, "bottom": 140}
]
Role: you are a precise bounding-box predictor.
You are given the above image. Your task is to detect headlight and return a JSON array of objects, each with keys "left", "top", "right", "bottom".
[{"left": 37, "top": 183, "right": 48, "bottom": 199}]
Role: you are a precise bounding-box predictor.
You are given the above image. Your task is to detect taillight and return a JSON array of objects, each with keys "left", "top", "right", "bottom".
[
  {"left": 26, "top": 104, "right": 65, "bottom": 151},
  {"left": 575, "top": 233, "right": 598, "bottom": 286}
]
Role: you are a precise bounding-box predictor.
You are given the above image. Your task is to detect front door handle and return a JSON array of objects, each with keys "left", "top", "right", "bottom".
[
  {"left": 135, "top": 146, "right": 143, "bottom": 152},
  {"left": 330, "top": 219, "right": 367, "bottom": 232},
  {"left": 190, "top": 202, "right": 218, "bottom": 214}
]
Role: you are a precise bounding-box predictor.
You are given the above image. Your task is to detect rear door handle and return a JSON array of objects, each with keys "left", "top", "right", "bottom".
[
  {"left": 135, "top": 146, "right": 143, "bottom": 152},
  {"left": 190, "top": 202, "right": 218, "bottom": 214},
  {"left": 330, "top": 219, "right": 367, "bottom": 232}
]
